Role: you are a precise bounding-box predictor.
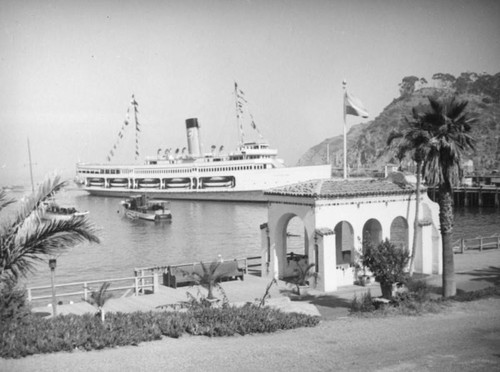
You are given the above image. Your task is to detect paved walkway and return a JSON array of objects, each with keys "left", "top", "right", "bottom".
[{"left": 32, "top": 249, "right": 500, "bottom": 319}]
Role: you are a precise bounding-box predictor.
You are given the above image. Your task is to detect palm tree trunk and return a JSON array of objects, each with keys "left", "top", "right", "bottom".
[
  {"left": 438, "top": 185, "right": 456, "bottom": 297},
  {"left": 409, "top": 162, "right": 422, "bottom": 276}
]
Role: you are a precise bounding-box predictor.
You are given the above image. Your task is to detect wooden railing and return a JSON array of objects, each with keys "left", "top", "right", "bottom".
[
  {"left": 453, "top": 234, "right": 500, "bottom": 253},
  {"left": 134, "top": 257, "right": 251, "bottom": 277},
  {"left": 26, "top": 272, "right": 156, "bottom": 304},
  {"left": 26, "top": 256, "right": 258, "bottom": 305}
]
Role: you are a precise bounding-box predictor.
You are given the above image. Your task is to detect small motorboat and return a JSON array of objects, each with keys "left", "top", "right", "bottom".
[
  {"left": 42, "top": 201, "right": 89, "bottom": 220},
  {"left": 121, "top": 195, "right": 172, "bottom": 221}
]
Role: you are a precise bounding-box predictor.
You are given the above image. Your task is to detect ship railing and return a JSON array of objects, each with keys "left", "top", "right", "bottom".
[
  {"left": 26, "top": 272, "right": 156, "bottom": 305},
  {"left": 453, "top": 234, "right": 500, "bottom": 253}
]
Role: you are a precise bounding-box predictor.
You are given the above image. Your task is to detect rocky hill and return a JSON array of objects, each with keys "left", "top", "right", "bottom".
[{"left": 298, "top": 72, "right": 500, "bottom": 174}]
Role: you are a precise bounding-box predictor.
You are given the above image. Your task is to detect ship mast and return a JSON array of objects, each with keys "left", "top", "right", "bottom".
[
  {"left": 27, "top": 137, "right": 35, "bottom": 192},
  {"left": 235, "top": 82, "right": 244, "bottom": 148}
]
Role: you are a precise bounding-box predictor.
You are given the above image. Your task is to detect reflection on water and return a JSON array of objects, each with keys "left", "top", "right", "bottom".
[
  {"left": 2, "top": 189, "right": 497, "bottom": 288},
  {"left": 453, "top": 207, "right": 500, "bottom": 240}
]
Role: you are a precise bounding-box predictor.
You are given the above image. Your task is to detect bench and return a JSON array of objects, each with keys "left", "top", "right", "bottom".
[{"left": 163, "top": 260, "right": 245, "bottom": 288}]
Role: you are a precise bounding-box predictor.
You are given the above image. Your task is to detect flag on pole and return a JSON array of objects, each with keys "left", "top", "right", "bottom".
[{"left": 344, "top": 91, "right": 369, "bottom": 118}]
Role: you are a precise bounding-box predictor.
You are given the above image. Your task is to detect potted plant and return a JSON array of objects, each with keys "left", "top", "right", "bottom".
[
  {"left": 353, "top": 245, "right": 370, "bottom": 286},
  {"left": 291, "top": 263, "right": 318, "bottom": 296},
  {"left": 361, "top": 239, "right": 410, "bottom": 299}
]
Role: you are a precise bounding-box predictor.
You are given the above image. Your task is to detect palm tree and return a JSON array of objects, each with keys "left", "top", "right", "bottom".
[
  {"left": 191, "top": 260, "right": 227, "bottom": 300},
  {"left": 387, "top": 108, "right": 432, "bottom": 276},
  {"left": 0, "top": 176, "right": 100, "bottom": 283},
  {"left": 88, "top": 281, "right": 112, "bottom": 322},
  {"left": 421, "top": 97, "right": 475, "bottom": 297}
]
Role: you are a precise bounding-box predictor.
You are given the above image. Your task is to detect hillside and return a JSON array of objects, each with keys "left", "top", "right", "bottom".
[{"left": 298, "top": 73, "right": 500, "bottom": 173}]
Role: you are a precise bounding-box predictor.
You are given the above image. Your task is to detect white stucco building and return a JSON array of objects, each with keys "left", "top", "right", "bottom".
[{"left": 260, "top": 175, "right": 442, "bottom": 292}]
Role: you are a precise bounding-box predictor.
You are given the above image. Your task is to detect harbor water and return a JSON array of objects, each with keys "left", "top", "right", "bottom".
[{"left": 4, "top": 189, "right": 500, "bottom": 289}]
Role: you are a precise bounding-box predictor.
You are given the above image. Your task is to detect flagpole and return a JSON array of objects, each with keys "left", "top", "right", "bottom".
[{"left": 342, "top": 80, "right": 347, "bottom": 180}]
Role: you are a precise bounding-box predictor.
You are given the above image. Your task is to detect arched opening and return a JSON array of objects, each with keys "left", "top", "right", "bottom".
[
  {"left": 276, "top": 214, "right": 309, "bottom": 279},
  {"left": 285, "top": 216, "right": 307, "bottom": 256},
  {"left": 362, "top": 219, "right": 383, "bottom": 251},
  {"left": 390, "top": 216, "right": 409, "bottom": 249},
  {"left": 334, "top": 221, "right": 354, "bottom": 266}
]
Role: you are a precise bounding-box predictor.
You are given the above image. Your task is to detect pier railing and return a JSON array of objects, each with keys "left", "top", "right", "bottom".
[
  {"left": 453, "top": 234, "right": 500, "bottom": 253},
  {"left": 133, "top": 257, "right": 255, "bottom": 279},
  {"left": 26, "top": 272, "right": 156, "bottom": 305},
  {"left": 26, "top": 256, "right": 263, "bottom": 305}
]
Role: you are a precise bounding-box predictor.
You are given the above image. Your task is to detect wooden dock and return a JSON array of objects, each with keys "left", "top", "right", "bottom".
[{"left": 428, "top": 186, "right": 500, "bottom": 208}]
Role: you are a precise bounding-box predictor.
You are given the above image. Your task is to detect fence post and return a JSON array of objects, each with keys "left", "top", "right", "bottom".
[
  {"left": 141, "top": 269, "right": 145, "bottom": 295},
  {"left": 83, "top": 283, "right": 88, "bottom": 301},
  {"left": 153, "top": 270, "right": 159, "bottom": 293},
  {"left": 134, "top": 276, "right": 139, "bottom": 296},
  {"left": 480, "top": 237, "right": 483, "bottom": 252},
  {"left": 460, "top": 238, "right": 465, "bottom": 254}
]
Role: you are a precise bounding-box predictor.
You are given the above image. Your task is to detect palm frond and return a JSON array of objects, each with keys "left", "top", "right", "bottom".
[
  {"left": 0, "top": 190, "right": 16, "bottom": 212},
  {"left": 1, "top": 176, "right": 100, "bottom": 280},
  {"left": 89, "top": 282, "right": 112, "bottom": 308}
]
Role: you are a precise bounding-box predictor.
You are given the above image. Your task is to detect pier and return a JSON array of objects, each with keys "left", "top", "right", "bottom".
[
  {"left": 428, "top": 186, "right": 500, "bottom": 208},
  {"left": 452, "top": 234, "right": 500, "bottom": 253}
]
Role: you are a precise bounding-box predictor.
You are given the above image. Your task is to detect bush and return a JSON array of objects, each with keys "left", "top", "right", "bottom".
[
  {"left": 362, "top": 239, "right": 410, "bottom": 298},
  {"left": 0, "top": 279, "right": 31, "bottom": 324},
  {"left": 0, "top": 304, "right": 320, "bottom": 358},
  {"left": 350, "top": 290, "right": 376, "bottom": 313}
]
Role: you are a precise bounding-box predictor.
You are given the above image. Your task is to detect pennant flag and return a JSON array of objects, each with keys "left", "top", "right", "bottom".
[{"left": 344, "top": 91, "right": 369, "bottom": 118}]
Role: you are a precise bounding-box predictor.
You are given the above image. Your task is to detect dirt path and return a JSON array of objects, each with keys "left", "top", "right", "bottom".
[{"left": 2, "top": 297, "right": 499, "bottom": 372}]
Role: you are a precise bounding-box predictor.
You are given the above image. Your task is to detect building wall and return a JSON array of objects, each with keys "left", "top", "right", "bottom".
[{"left": 262, "top": 191, "right": 441, "bottom": 292}]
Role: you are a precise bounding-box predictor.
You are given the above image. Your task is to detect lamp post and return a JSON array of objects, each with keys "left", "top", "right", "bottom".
[{"left": 49, "top": 258, "right": 57, "bottom": 317}]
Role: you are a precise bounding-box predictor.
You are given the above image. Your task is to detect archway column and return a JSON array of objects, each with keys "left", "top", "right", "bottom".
[
  {"left": 315, "top": 229, "right": 337, "bottom": 292},
  {"left": 416, "top": 221, "right": 440, "bottom": 275}
]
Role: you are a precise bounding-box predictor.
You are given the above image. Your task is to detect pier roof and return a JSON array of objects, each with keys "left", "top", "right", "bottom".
[{"left": 264, "top": 177, "right": 417, "bottom": 199}]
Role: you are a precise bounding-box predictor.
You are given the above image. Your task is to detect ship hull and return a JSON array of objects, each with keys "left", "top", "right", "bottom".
[
  {"left": 77, "top": 162, "right": 331, "bottom": 202},
  {"left": 88, "top": 188, "right": 266, "bottom": 202}
]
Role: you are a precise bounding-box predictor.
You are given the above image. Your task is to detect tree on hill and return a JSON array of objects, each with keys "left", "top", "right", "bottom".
[{"left": 420, "top": 97, "right": 476, "bottom": 297}]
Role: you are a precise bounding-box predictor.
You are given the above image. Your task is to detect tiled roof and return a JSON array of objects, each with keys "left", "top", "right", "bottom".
[{"left": 265, "top": 178, "right": 416, "bottom": 199}]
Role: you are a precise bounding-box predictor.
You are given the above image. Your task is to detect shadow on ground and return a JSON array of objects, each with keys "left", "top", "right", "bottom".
[
  {"left": 457, "top": 266, "right": 500, "bottom": 287},
  {"left": 282, "top": 290, "right": 353, "bottom": 321}
]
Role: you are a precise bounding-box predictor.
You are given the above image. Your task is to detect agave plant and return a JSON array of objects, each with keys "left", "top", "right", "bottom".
[{"left": 0, "top": 175, "right": 100, "bottom": 283}]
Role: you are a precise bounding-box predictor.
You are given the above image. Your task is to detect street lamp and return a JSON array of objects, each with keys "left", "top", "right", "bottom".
[{"left": 49, "top": 258, "right": 57, "bottom": 317}]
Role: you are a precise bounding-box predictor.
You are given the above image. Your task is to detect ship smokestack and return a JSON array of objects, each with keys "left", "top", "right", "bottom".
[{"left": 185, "top": 118, "right": 202, "bottom": 157}]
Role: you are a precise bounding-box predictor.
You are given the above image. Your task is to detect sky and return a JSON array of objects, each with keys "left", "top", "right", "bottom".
[{"left": 1, "top": 0, "right": 499, "bottom": 186}]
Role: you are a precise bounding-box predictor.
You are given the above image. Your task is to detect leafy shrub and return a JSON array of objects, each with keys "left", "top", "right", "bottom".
[
  {"left": 0, "top": 279, "right": 31, "bottom": 324},
  {"left": 0, "top": 304, "right": 319, "bottom": 358},
  {"left": 362, "top": 239, "right": 410, "bottom": 287},
  {"left": 452, "top": 286, "right": 500, "bottom": 302},
  {"left": 349, "top": 290, "right": 375, "bottom": 313}
]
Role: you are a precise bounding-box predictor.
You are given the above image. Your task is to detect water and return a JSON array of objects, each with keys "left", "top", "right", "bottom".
[{"left": 3, "top": 189, "right": 499, "bottom": 288}]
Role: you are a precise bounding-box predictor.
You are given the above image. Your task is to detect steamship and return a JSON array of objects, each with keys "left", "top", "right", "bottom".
[{"left": 75, "top": 117, "right": 331, "bottom": 202}]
